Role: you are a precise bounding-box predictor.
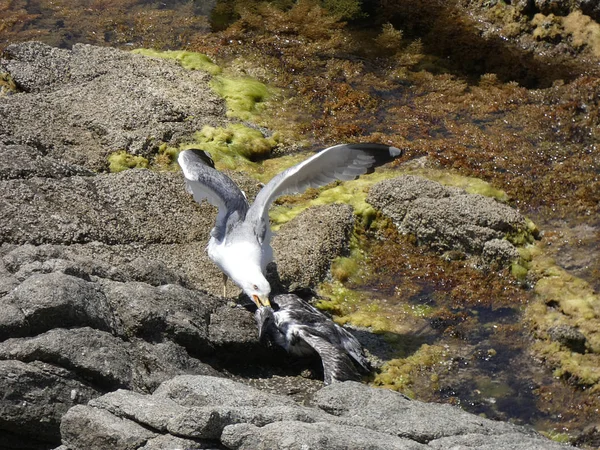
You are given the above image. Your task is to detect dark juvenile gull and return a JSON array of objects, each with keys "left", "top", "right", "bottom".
[
  {"left": 178, "top": 143, "right": 401, "bottom": 307},
  {"left": 255, "top": 294, "right": 372, "bottom": 384}
]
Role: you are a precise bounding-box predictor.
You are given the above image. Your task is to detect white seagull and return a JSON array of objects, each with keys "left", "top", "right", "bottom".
[{"left": 178, "top": 143, "right": 401, "bottom": 308}]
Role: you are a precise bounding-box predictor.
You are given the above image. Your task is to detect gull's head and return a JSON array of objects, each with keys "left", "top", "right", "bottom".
[{"left": 240, "top": 274, "right": 271, "bottom": 308}]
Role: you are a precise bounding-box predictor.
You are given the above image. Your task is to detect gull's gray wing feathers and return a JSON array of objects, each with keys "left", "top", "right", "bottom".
[
  {"left": 247, "top": 143, "right": 401, "bottom": 242},
  {"left": 178, "top": 149, "right": 249, "bottom": 241},
  {"left": 274, "top": 294, "right": 372, "bottom": 381},
  {"left": 296, "top": 326, "right": 362, "bottom": 385}
]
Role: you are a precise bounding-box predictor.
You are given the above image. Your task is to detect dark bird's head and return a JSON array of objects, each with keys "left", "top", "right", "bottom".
[{"left": 254, "top": 306, "right": 276, "bottom": 342}]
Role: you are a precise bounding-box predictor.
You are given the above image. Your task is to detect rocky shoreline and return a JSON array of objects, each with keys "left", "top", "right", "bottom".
[{"left": 0, "top": 42, "right": 577, "bottom": 449}]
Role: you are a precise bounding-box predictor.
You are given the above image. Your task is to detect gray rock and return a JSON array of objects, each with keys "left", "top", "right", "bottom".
[
  {"left": 120, "top": 257, "right": 183, "bottom": 286},
  {"left": 428, "top": 432, "right": 575, "bottom": 449},
  {"left": 0, "top": 360, "right": 99, "bottom": 443},
  {"left": 0, "top": 144, "right": 93, "bottom": 180},
  {"left": 0, "top": 327, "right": 218, "bottom": 391},
  {"left": 89, "top": 389, "right": 188, "bottom": 433},
  {"left": 100, "top": 280, "right": 220, "bottom": 353},
  {"left": 208, "top": 305, "right": 261, "bottom": 355},
  {"left": 313, "top": 381, "right": 522, "bottom": 442},
  {"left": 65, "top": 377, "right": 333, "bottom": 444},
  {"left": 0, "top": 272, "right": 117, "bottom": 339},
  {"left": 165, "top": 404, "right": 330, "bottom": 440},
  {"left": 0, "top": 170, "right": 213, "bottom": 246},
  {"left": 152, "top": 375, "right": 297, "bottom": 408},
  {"left": 548, "top": 325, "right": 587, "bottom": 354},
  {"left": 0, "top": 42, "right": 226, "bottom": 170},
  {"left": 138, "top": 435, "right": 214, "bottom": 450},
  {"left": 221, "top": 421, "right": 428, "bottom": 450},
  {"left": 272, "top": 203, "right": 354, "bottom": 291},
  {"left": 3, "top": 244, "right": 66, "bottom": 273},
  {"left": 482, "top": 238, "right": 520, "bottom": 267},
  {"left": 367, "top": 175, "right": 525, "bottom": 262},
  {"left": 57, "top": 376, "right": 578, "bottom": 450},
  {"left": 60, "top": 405, "right": 157, "bottom": 450}
]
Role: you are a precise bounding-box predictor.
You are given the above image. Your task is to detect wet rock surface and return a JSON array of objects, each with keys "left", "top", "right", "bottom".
[{"left": 0, "top": 42, "right": 575, "bottom": 449}]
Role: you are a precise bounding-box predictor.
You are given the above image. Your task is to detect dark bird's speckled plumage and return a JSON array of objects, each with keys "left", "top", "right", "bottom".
[{"left": 255, "top": 294, "right": 372, "bottom": 385}]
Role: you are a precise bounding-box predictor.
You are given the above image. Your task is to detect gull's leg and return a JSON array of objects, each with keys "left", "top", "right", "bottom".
[{"left": 222, "top": 273, "right": 228, "bottom": 298}]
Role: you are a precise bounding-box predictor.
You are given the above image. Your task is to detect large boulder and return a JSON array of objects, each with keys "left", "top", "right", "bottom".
[
  {"left": 0, "top": 41, "right": 226, "bottom": 170},
  {"left": 271, "top": 203, "right": 354, "bottom": 292},
  {"left": 57, "top": 375, "right": 576, "bottom": 450},
  {"left": 367, "top": 175, "right": 528, "bottom": 266}
]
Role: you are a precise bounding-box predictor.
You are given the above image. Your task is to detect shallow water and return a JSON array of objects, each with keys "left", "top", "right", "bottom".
[{"left": 2, "top": 1, "right": 600, "bottom": 446}]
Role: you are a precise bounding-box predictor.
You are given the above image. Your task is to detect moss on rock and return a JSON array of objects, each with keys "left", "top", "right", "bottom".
[
  {"left": 131, "top": 49, "right": 222, "bottom": 75},
  {"left": 108, "top": 151, "right": 149, "bottom": 173}
]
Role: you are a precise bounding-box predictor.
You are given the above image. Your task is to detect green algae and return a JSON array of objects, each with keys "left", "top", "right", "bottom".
[
  {"left": 321, "top": 0, "right": 365, "bottom": 20},
  {"left": 152, "top": 143, "right": 181, "bottom": 171},
  {"left": 269, "top": 169, "right": 398, "bottom": 231},
  {"left": 541, "top": 431, "right": 572, "bottom": 445},
  {"left": 131, "top": 48, "right": 275, "bottom": 121},
  {"left": 525, "top": 245, "right": 600, "bottom": 392},
  {"left": 191, "top": 123, "right": 278, "bottom": 165},
  {"left": 131, "top": 49, "right": 222, "bottom": 75},
  {"left": 401, "top": 167, "right": 510, "bottom": 202},
  {"left": 373, "top": 344, "right": 450, "bottom": 397},
  {"left": 108, "top": 150, "right": 149, "bottom": 173},
  {"left": 210, "top": 76, "right": 275, "bottom": 120},
  {"left": 145, "top": 123, "right": 280, "bottom": 174},
  {"left": 0, "top": 72, "right": 17, "bottom": 95}
]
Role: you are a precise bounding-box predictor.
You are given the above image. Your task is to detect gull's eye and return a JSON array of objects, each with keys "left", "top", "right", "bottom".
[{"left": 253, "top": 284, "right": 259, "bottom": 290}]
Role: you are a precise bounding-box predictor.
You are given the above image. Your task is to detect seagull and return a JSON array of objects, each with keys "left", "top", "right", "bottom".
[
  {"left": 178, "top": 143, "right": 401, "bottom": 308},
  {"left": 255, "top": 293, "right": 372, "bottom": 384}
]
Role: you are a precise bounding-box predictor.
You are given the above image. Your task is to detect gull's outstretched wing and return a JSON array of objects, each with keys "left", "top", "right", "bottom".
[
  {"left": 297, "top": 327, "right": 363, "bottom": 385},
  {"left": 246, "top": 143, "right": 401, "bottom": 242},
  {"left": 178, "top": 149, "right": 249, "bottom": 240},
  {"left": 274, "top": 294, "right": 372, "bottom": 380}
]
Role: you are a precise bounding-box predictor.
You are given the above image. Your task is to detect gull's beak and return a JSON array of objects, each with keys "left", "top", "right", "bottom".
[{"left": 252, "top": 294, "right": 271, "bottom": 307}]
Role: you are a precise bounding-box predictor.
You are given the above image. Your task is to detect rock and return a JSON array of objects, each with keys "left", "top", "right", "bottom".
[
  {"left": 548, "top": 325, "right": 587, "bottom": 354},
  {"left": 57, "top": 376, "right": 577, "bottom": 450},
  {"left": 0, "top": 360, "right": 99, "bottom": 443},
  {"left": 367, "top": 175, "right": 526, "bottom": 264},
  {"left": 59, "top": 376, "right": 333, "bottom": 447},
  {"left": 60, "top": 405, "right": 158, "bottom": 450},
  {"left": 0, "top": 327, "right": 219, "bottom": 392},
  {"left": 120, "top": 257, "right": 183, "bottom": 286},
  {"left": 482, "top": 238, "right": 520, "bottom": 267},
  {"left": 272, "top": 204, "right": 354, "bottom": 291},
  {"left": 0, "top": 170, "right": 214, "bottom": 246},
  {"left": 152, "top": 375, "right": 298, "bottom": 408},
  {"left": 0, "top": 42, "right": 226, "bottom": 170},
  {"left": 0, "top": 272, "right": 117, "bottom": 339},
  {"left": 429, "top": 432, "right": 575, "bottom": 449},
  {"left": 138, "top": 435, "right": 213, "bottom": 450},
  {"left": 100, "top": 280, "right": 220, "bottom": 354},
  {"left": 208, "top": 304, "right": 261, "bottom": 356},
  {"left": 221, "top": 421, "right": 429, "bottom": 450},
  {"left": 313, "top": 381, "right": 523, "bottom": 442},
  {"left": 0, "top": 144, "right": 93, "bottom": 180}
]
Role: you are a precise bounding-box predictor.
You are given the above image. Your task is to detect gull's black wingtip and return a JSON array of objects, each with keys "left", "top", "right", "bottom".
[
  {"left": 346, "top": 143, "right": 402, "bottom": 159},
  {"left": 345, "top": 143, "right": 402, "bottom": 174},
  {"left": 389, "top": 146, "right": 402, "bottom": 157}
]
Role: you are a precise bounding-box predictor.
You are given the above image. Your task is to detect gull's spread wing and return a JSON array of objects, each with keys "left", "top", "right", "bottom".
[
  {"left": 178, "top": 149, "right": 249, "bottom": 240},
  {"left": 247, "top": 143, "right": 401, "bottom": 242},
  {"left": 274, "top": 294, "right": 372, "bottom": 383}
]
